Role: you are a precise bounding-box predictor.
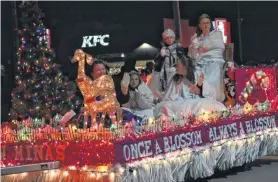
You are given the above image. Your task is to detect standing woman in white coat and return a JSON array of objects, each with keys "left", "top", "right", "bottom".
[{"left": 188, "top": 14, "right": 226, "bottom": 102}]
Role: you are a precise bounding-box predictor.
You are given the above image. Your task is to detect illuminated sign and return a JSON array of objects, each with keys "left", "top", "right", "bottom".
[
  {"left": 81, "top": 34, "right": 110, "bottom": 48},
  {"left": 213, "top": 18, "right": 231, "bottom": 45}
]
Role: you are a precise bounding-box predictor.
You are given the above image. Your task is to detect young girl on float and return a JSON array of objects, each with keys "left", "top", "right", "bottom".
[
  {"left": 154, "top": 55, "right": 227, "bottom": 120},
  {"left": 148, "top": 29, "right": 182, "bottom": 95},
  {"left": 122, "top": 71, "right": 154, "bottom": 119}
]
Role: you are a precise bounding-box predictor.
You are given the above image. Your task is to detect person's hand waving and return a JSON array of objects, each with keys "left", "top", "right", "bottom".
[{"left": 121, "top": 73, "right": 130, "bottom": 95}]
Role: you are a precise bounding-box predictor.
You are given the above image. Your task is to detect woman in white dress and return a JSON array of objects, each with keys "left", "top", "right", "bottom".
[
  {"left": 188, "top": 14, "right": 226, "bottom": 102},
  {"left": 122, "top": 71, "right": 154, "bottom": 118},
  {"left": 154, "top": 55, "right": 227, "bottom": 120}
]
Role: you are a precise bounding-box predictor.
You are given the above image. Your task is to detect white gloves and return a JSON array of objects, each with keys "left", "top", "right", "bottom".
[
  {"left": 160, "top": 47, "right": 167, "bottom": 57},
  {"left": 121, "top": 73, "right": 130, "bottom": 95},
  {"left": 121, "top": 73, "right": 130, "bottom": 88}
]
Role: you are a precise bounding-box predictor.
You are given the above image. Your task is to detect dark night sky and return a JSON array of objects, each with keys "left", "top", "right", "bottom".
[
  {"left": 2, "top": 1, "right": 278, "bottom": 67},
  {"left": 37, "top": 1, "right": 278, "bottom": 62},
  {"left": 2, "top": 1, "right": 278, "bottom": 83}
]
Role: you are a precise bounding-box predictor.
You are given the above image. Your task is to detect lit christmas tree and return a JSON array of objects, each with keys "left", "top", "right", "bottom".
[{"left": 9, "top": 2, "right": 82, "bottom": 126}]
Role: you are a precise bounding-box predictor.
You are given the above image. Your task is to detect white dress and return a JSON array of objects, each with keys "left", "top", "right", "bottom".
[
  {"left": 188, "top": 30, "right": 226, "bottom": 102},
  {"left": 122, "top": 82, "right": 154, "bottom": 118},
  {"left": 154, "top": 77, "right": 227, "bottom": 119}
]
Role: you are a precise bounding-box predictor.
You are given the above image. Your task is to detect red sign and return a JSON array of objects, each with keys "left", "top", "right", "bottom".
[
  {"left": 1, "top": 114, "right": 277, "bottom": 167},
  {"left": 163, "top": 18, "right": 195, "bottom": 48},
  {"left": 1, "top": 140, "right": 114, "bottom": 167},
  {"left": 214, "top": 18, "right": 231, "bottom": 45},
  {"left": 113, "top": 114, "right": 277, "bottom": 164}
]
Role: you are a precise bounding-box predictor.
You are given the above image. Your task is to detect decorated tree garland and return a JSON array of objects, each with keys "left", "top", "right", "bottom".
[{"left": 239, "top": 70, "right": 270, "bottom": 103}]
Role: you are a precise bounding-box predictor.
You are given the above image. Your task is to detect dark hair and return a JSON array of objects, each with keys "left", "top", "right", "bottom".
[
  {"left": 145, "top": 61, "right": 154, "bottom": 75},
  {"left": 129, "top": 71, "right": 142, "bottom": 90},
  {"left": 196, "top": 14, "right": 214, "bottom": 37},
  {"left": 85, "top": 59, "right": 108, "bottom": 80},
  {"left": 173, "top": 55, "right": 195, "bottom": 83},
  {"left": 154, "top": 53, "right": 164, "bottom": 72},
  {"left": 146, "top": 61, "right": 154, "bottom": 70}
]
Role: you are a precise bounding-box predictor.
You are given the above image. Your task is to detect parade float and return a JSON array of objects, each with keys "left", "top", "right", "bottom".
[
  {"left": 1, "top": 51, "right": 278, "bottom": 181},
  {"left": 1, "top": 2, "right": 278, "bottom": 182}
]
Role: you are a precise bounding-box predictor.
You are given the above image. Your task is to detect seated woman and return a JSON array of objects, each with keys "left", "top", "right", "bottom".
[
  {"left": 154, "top": 55, "right": 227, "bottom": 120},
  {"left": 122, "top": 71, "right": 154, "bottom": 119},
  {"left": 85, "top": 60, "right": 142, "bottom": 128}
]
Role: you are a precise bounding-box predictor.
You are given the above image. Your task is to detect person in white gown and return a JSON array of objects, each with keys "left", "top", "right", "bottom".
[
  {"left": 188, "top": 14, "right": 226, "bottom": 102},
  {"left": 122, "top": 71, "right": 154, "bottom": 118},
  {"left": 154, "top": 55, "right": 227, "bottom": 120}
]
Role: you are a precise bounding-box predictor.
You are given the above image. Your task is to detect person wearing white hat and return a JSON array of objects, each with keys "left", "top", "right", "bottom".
[{"left": 148, "top": 29, "right": 182, "bottom": 97}]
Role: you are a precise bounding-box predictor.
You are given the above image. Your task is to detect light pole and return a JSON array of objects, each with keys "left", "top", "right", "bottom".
[
  {"left": 172, "top": 1, "right": 182, "bottom": 40},
  {"left": 237, "top": 1, "right": 243, "bottom": 64}
]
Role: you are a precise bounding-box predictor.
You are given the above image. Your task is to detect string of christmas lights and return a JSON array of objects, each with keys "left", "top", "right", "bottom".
[
  {"left": 1, "top": 102, "right": 276, "bottom": 144},
  {"left": 1, "top": 126, "right": 277, "bottom": 182},
  {"left": 2, "top": 3, "right": 277, "bottom": 180},
  {"left": 239, "top": 70, "right": 270, "bottom": 103},
  {"left": 72, "top": 49, "right": 122, "bottom": 126}
]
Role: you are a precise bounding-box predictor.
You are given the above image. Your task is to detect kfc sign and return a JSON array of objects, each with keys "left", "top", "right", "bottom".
[{"left": 81, "top": 34, "right": 110, "bottom": 48}]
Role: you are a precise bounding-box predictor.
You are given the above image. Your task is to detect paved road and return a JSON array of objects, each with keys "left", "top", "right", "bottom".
[{"left": 191, "top": 154, "right": 278, "bottom": 182}]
